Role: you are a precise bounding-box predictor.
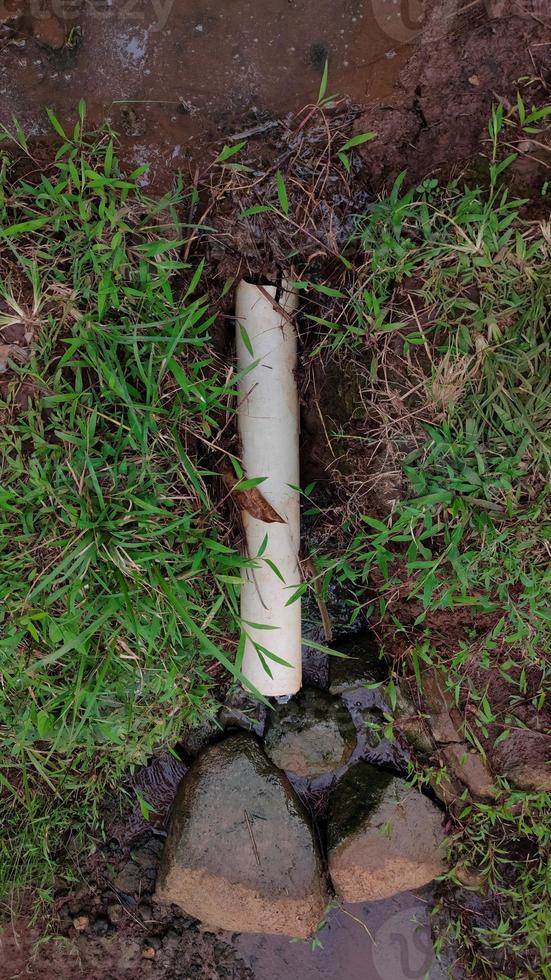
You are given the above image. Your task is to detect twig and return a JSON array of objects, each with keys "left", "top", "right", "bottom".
[
  {"left": 231, "top": 120, "right": 281, "bottom": 140},
  {"left": 244, "top": 809, "right": 262, "bottom": 868},
  {"left": 303, "top": 556, "right": 333, "bottom": 641},
  {"left": 340, "top": 906, "right": 376, "bottom": 942}
]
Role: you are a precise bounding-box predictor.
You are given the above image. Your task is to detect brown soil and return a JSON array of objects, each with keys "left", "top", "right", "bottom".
[
  {"left": 0, "top": 0, "right": 420, "bottom": 191},
  {"left": 354, "top": 5, "right": 551, "bottom": 187},
  {"left": 1, "top": 1, "right": 548, "bottom": 193},
  {"left": 0, "top": 902, "right": 254, "bottom": 980}
]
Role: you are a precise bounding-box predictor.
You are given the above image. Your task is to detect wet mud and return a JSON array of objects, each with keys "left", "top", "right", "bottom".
[
  {"left": 0, "top": 2, "right": 548, "bottom": 196},
  {"left": 0, "top": 0, "right": 423, "bottom": 188},
  {"left": 0, "top": 872, "right": 448, "bottom": 980}
]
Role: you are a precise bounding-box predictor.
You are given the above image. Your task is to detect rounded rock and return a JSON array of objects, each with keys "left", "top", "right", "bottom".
[
  {"left": 156, "top": 734, "right": 328, "bottom": 937},
  {"left": 327, "top": 762, "right": 447, "bottom": 902},
  {"left": 264, "top": 688, "right": 357, "bottom": 778}
]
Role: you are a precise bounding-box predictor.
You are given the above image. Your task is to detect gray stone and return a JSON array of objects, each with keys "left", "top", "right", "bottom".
[
  {"left": 218, "top": 689, "right": 266, "bottom": 737},
  {"left": 327, "top": 762, "right": 447, "bottom": 902},
  {"left": 113, "top": 861, "right": 143, "bottom": 896},
  {"left": 156, "top": 734, "right": 329, "bottom": 937},
  {"left": 329, "top": 636, "right": 387, "bottom": 696},
  {"left": 417, "top": 668, "right": 465, "bottom": 745},
  {"left": 441, "top": 743, "right": 496, "bottom": 801},
  {"left": 113, "top": 839, "right": 162, "bottom": 895},
  {"left": 392, "top": 683, "right": 429, "bottom": 736},
  {"left": 179, "top": 716, "right": 221, "bottom": 759},
  {"left": 395, "top": 669, "right": 496, "bottom": 806},
  {"left": 392, "top": 683, "right": 435, "bottom": 754},
  {"left": 218, "top": 704, "right": 256, "bottom": 732},
  {"left": 360, "top": 707, "right": 384, "bottom": 748},
  {"left": 492, "top": 729, "right": 551, "bottom": 793},
  {"left": 397, "top": 713, "right": 434, "bottom": 755},
  {"left": 264, "top": 688, "right": 357, "bottom": 777}
]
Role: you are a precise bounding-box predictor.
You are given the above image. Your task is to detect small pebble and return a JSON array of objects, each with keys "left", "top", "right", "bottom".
[
  {"left": 107, "top": 902, "right": 123, "bottom": 925},
  {"left": 92, "top": 916, "right": 109, "bottom": 935},
  {"left": 455, "top": 865, "right": 486, "bottom": 888}
]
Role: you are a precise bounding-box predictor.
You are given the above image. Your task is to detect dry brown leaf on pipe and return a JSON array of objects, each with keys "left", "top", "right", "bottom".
[{"left": 221, "top": 462, "right": 286, "bottom": 524}]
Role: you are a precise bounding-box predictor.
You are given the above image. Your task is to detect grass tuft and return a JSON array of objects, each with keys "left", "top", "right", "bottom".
[
  {"left": 0, "top": 109, "right": 247, "bottom": 899},
  {"left": 305, "top": 97, "right": 550, "bottom": 978}
]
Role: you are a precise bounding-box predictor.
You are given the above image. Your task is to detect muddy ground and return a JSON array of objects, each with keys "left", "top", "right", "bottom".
[
  {"left": 1, "top": 1, "right": 550, "bottom": 978},
  {"left": 0, "top": 734, "right": 450, "bottom": 980},
  {"left": 1, "top": 875, "right": 445, "bottom": 980},
  {"left": 1, "top": 1, "right": 549, "bottom": 190}
]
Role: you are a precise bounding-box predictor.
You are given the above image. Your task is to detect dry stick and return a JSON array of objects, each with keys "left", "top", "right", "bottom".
[
  {"left": 340, "top": 906, "right": 376, "bottom": 943},
  {"left": 303, "top": 556, "right": 333, "bottom": 642},
  {"left": 256, "top": 284, "right": 296, "bottom": 327},
  {"left": 503, "top": 139, "right": 551, "bottom": 170},
  {"left": 293, "top": 105, "right": 334, "bottom": 231},
  {"left": 244, "top": 809, "right": 262, "bottom": 869},
  {"left": 230, "top": 120, "right": 281, "bottom": 140},
  {"left": 314, "top": 389, "right": 336, "bottom": 461}
]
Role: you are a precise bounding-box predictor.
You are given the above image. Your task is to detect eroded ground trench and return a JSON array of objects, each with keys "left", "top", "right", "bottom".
[{"left": 0, "top": 1, "right": 550, "bottom": 979}]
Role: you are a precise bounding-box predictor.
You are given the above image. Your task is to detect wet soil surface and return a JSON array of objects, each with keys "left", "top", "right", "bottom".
[
  {"left": 0, "top": 832, "right": 449, "bottom": 980},
  {"left": 2, "top": 1, "right": 548, "bottom": 192},
  {"left": 0, "top": 0, "right": 421, "bottom": 187}
]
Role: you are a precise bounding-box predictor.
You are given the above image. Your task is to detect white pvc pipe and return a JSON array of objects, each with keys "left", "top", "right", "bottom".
[{"left": 236, "top": 280, "right": 301, "bottom": 697}]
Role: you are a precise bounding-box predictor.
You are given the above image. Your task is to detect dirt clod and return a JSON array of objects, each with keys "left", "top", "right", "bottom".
[
  {"left": 30, "top": 15, "right": 66, "bottom": 50},
  {"left": 73, "top": 915, "right": 90, "bottom": 933}
]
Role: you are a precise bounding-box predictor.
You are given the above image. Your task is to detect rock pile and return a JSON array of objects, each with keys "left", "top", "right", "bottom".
[{"left": 156, "top": 640, "right": 448, "bottom": 937}]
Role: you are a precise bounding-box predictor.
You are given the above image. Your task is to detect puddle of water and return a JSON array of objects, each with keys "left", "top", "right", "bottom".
[
  {"left": 234, "top": 887, "right": 449, "bottom": 980},
  {"left": 0, "top": 0, "right": 428, "bottom": 187}
]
